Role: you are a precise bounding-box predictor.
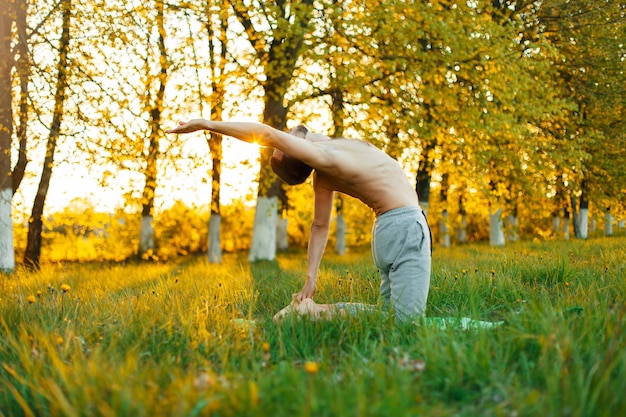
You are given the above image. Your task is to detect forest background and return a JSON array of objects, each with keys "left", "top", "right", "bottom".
[{"left": 0, "top": 0, "right": 624, "bottom": 270}]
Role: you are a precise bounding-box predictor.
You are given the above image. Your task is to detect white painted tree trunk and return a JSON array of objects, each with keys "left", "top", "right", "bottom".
[
  {"left": 276, "top": 216, "right": 288, "bottom": 251},
  {"left": 489, "top": 208, "right": 505, "bottom": 246},
  {"left": 0, "top": 188, "right": 15, "bottom": 271},
  {"left": 590, "top": 217, "right": 597, "bottom": 233},
  {"left": 249, "top": 196, "right": 277, "bottom": 261},
  {"left": 579, "top": 207, "right": 589, "bottom": 239},
  {"left": 505, "top": 214, "right": 519, "bottom": 242},
  {"left": 455, "top": 215, "right": 467, "bottom": 244},
  {"left": 552, "top": 216, "right": 561, "bottom": 234},
  {"left": 420, "top": 201, "right": 429, "bottom": 217},
  {"left": 563, "top": 217, "right": 570, "bottom": 240},
  {"left": 334, "top": 213, "right": 346, "bottom": 255},
  {"left": 618, "top": 220, "right": 624, "bottom": 230},
  {"left": 207, "top": 213, "right": 222, "bottom": 263},
  {"left": 439, "top": 210, "right": 450, "bottom": 248},
  {"left": 139, "top": 215, "right": 155, "bottom": 255},
  {"left": 604, "top": 211, "right": 613, "bottom": 237}
]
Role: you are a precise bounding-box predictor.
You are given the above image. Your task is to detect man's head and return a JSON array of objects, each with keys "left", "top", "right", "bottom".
[{"left": 270, "top": 125, "right": 314, "bottom": 185}]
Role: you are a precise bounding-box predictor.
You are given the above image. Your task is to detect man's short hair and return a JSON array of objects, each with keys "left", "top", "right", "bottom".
[{"left": 270, "top": 125, "right": 313, "bottom": 185}]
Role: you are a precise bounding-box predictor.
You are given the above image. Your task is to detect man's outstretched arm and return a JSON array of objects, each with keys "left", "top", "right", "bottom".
[
  {"left": 166, "top": 118, "right": 277, "bottom": 146},
  {"left": 167, "top": 118, "right": 331, "bottom": 169}
]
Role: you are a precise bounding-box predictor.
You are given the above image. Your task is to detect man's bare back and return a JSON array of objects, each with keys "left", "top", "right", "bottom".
[{"left": 310, "top": 138, "right": 419, "bottom": 216}]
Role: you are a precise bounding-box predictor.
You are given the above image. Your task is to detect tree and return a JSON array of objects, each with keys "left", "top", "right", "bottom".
[
  {"left": 198, "top": 1, "right": 230, "bottom": 263},
  {"left": 137, "top": 0, "right": 170, "bottom": 258},
  {"left": 24, "top": 0, "right": 72, "bottom": 269},
  {"left": 12, "top": 0, "right": 29, "bottom": 195},
  {"left": 537, "top": 0, "right": 626, "bottom": 239},
  {"left": 0, "top": 0, "right": 15, "bottom": 271},
  {"left": 229, "top": 0, "right": 315, "bottom": 261},
  {"left": 326, "top": 1, "right": 567, "bottom": 246}
]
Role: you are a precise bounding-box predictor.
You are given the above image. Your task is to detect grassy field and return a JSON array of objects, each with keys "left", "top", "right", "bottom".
[{"left": 1, "top": 237, "right": 625, "bottom": 417}]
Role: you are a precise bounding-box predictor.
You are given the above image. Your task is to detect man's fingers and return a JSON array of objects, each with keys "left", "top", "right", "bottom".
[{"left": 165, "top": 121, "right": 188, "bottom": 134}]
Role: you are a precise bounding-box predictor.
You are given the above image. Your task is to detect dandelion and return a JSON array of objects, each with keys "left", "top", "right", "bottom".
[
  {"left": 261, "top": 342, "right": 272, "bottom": 368},
  {"left": 398, "top": 354, "right": 426, "bottom": 372},
  {"left": 36, "top": 290, "right": 42, "bottom": 298},
  {"left": 193, "top": 370, "right": 215, "bottom": 391},
  {"left": 27, "top": 295, "right": 37, "bottom": 304},
  {"left": 61, "top": 284, "right": 71, "bottom": 293},
  {"left": 304, "top": 361, "right": 320, "bottom": 375},
  {"left": 57, "top": 336, "right": 64, "bottom": 345}
]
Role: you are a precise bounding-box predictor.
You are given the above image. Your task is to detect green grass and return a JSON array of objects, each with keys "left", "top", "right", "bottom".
[{"left": 1, "top": 237, "right": 625, "bottom": 417}]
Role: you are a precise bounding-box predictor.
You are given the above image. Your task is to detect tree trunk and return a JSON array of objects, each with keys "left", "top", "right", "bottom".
[
  {"left": 334, "top": 195, "right": 346, "bottom": 255},
  {"left": 204, "top": 4, "right": 227, "bottom": 264},
  {"left": 232, "top": 1, "right": 314, "bottom": 261},
  {"left": 276, "top": 180, "right": 288, "bottom": 252},
  {"left": 455, "top": 189, "right": 467, "bottom": 244},
  {"left": 12, "top": 0, "right": 29, "bottom": 194},
  {"left": 24, "top": 0, "right": 71, "bottom": 269},
  {"left": 207, "top": 213, "right": 221, "bottom": 263},
  {"left": 570, "top": 196, "right": 581, "bottom": 239},
  {"left": 276, "top": 215, "right": 289, "bottom": 251},
  {"left": 552, "top": 213, "right": 561, "bottom": 235},
  {"left": 0, "top": 188, "right": 12, "bottom": 272},
  {"left": 505, "top": 202, "right": 519, "bottom": 242},
  {"left": 249, "top": 113, "right": 283, "bottom": 261},
  {"left": 330, "top": 80, "right": 346, "bottom": 255},
  {"left": 604, "top": 208, "right": 613, "bottom": 237},
  {"left": 439, "top": 173, "right": 450, "bottom": 247},
  {"left": 578, "top": 191, "right": 589, "bottom": 239},
  {"left": 206, "top": 128, "right": 223, "bottom": 262},
  {"left": 138, "top": 1, "right": 167, "bottom": 258},
  {"left": 562, "top": 207, "right": 570, "bottom": 240},
  {"left": 489, "top": 207, "right": 505, "bottom": 246},
  {"left": 455, "top": 215, "right": 467, "bottom": 244},
  {"left": 207, "top": 129, "right": 223, "bottom": 262},
  {"left": 0, "top": 0, "right": 15, "bottom": 271},
  {"left": 439, "top": 210, "right": 450, "bottom": 248},
  {"left": 138, "top": 215, "right": 155, "bottom": 256},
  {"left": 505, "top": 214, "right": 519, "bottom": 243},
  {"left": 138, "top": 136, "right": 158, "bottom": 256},
  {"left": 415, "top": 145, "right": 433, "bottom": 215},
  {"left": 249, "top": 195, "right": 278, "bottom": 261},
  {"left": 248, "top": 42, "right": 292, "bottom": 262}
]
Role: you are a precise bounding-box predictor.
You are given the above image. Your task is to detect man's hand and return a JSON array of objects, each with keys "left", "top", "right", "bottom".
[
  {"left": 165, "top": 119, "right": 209, "bottom": 134},
  {"left": 293, "top": 278, "right": 317, "bottom": 303}
]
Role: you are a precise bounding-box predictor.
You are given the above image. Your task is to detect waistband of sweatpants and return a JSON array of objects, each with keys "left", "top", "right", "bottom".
[{"left": 375, "top": 206, "right": 424, "bottom": 222}]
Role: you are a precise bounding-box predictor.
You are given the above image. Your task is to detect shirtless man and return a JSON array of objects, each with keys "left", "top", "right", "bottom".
[{"left": 166, "top": 119, "right": 431, "bottom": 320}]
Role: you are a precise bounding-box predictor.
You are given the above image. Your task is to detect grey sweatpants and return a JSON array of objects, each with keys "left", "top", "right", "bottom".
[{"left": 372, "top": 206, "right": 432, "bottom": 321}]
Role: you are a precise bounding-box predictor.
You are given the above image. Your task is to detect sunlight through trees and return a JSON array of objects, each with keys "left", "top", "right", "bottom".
[{"left": 0, "top": 0, "right": 624, "bottom": 266}]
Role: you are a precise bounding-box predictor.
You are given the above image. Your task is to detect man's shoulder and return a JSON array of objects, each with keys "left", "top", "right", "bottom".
[{"left": 319, "top": 137, "right": 377, "bottom": 150}]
